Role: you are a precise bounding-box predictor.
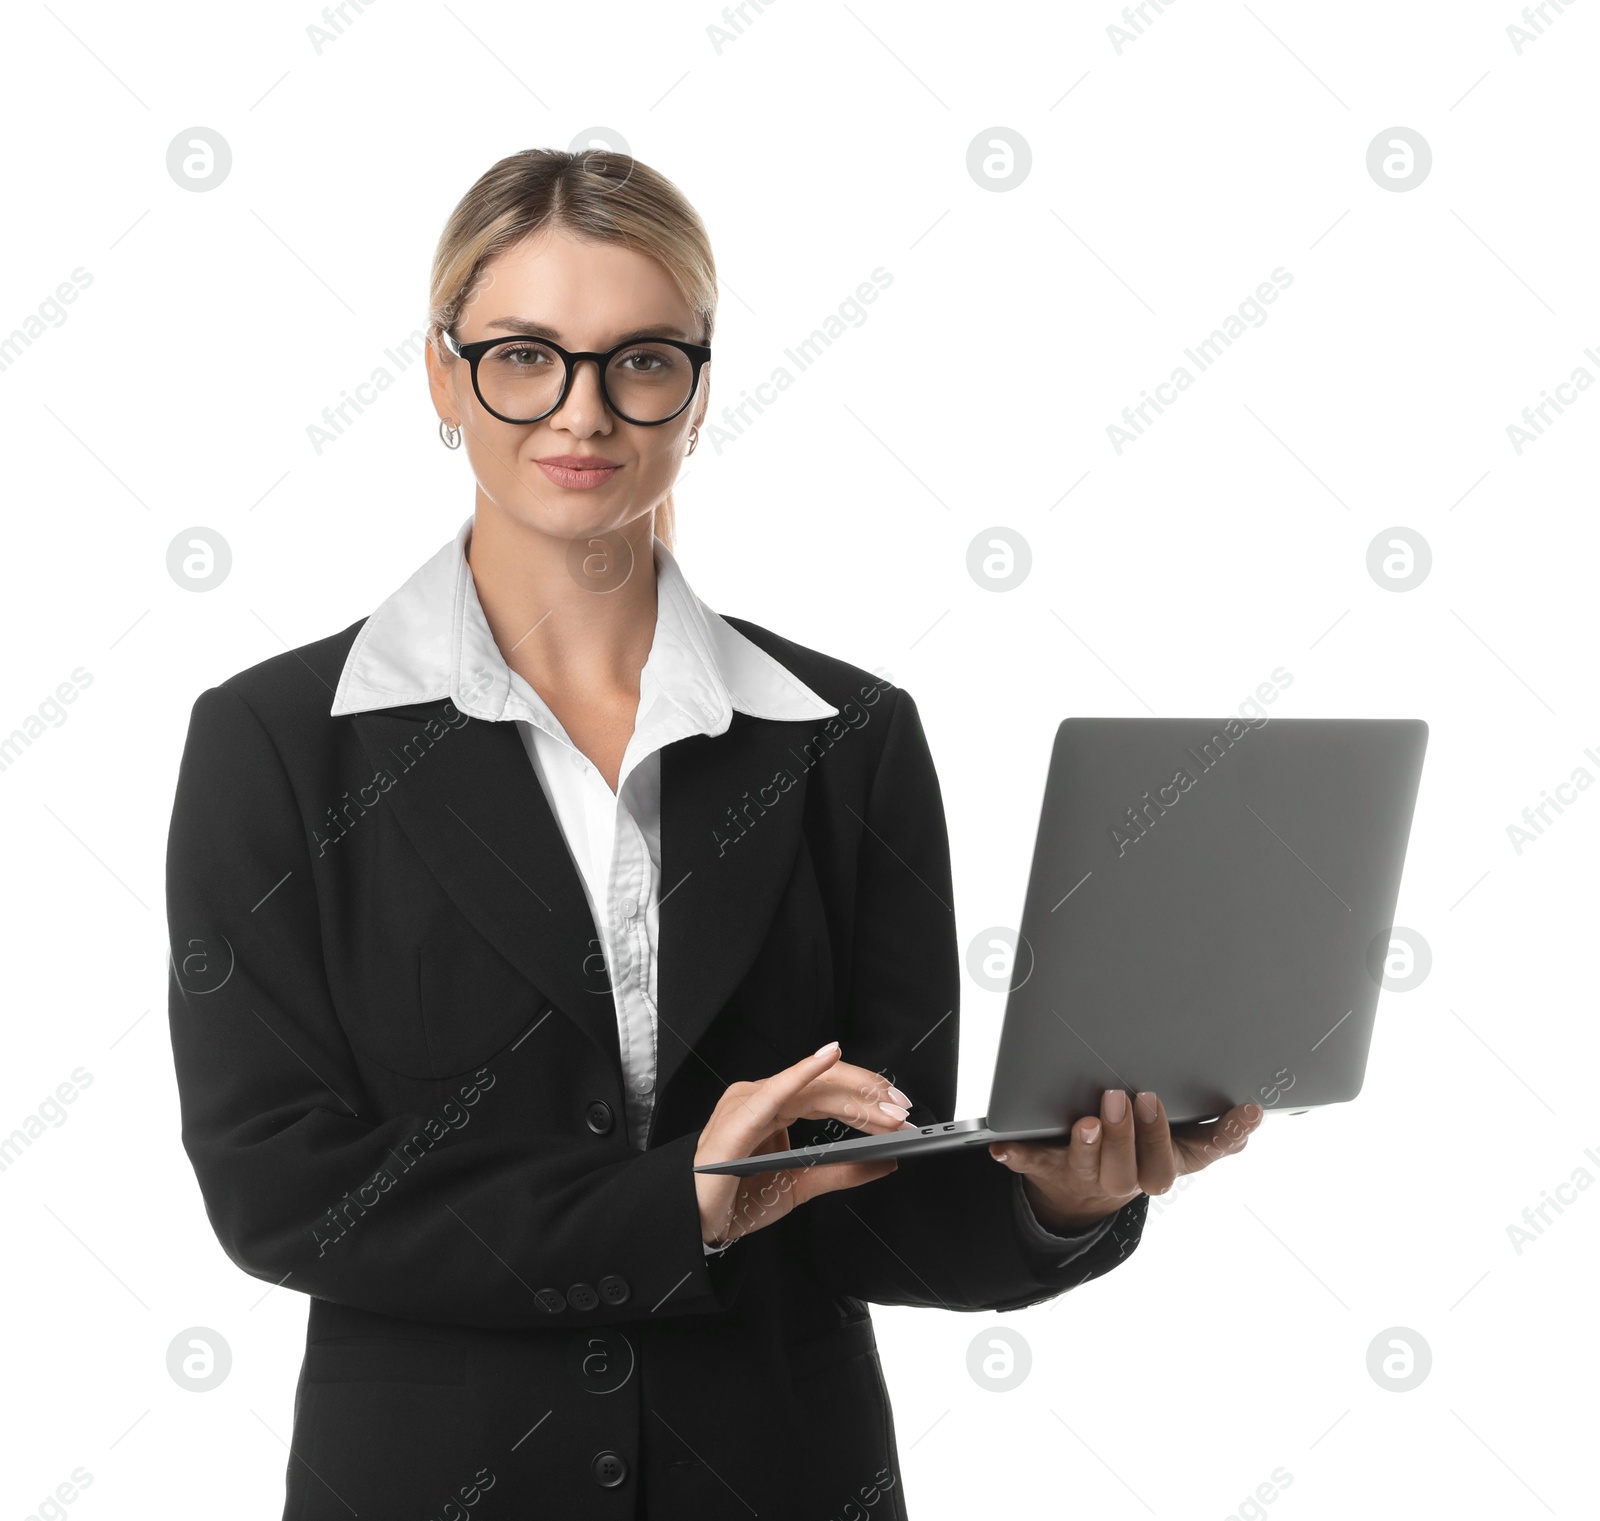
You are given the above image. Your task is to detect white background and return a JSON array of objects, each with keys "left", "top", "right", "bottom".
[{"left": 1, "top": 1, "right": 1595, "bottom": 1517}]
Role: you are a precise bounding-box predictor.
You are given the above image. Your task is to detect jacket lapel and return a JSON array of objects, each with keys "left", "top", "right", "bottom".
[
  {"left": 348, "top": 701, "right": 813, "bottom": 1101},
  {"left": 654, "top": 710, "right": 812, "bottom": 1105},
  {"left": 350, "top": 701, "right": 620, "bottom": 1071}
]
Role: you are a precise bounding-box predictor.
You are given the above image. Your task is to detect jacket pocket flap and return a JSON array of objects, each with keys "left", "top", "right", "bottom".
[{"left": 788, "top": 1316, "right": 877, "bottom": 1382}]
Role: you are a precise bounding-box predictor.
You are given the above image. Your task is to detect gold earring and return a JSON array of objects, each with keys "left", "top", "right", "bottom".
[
  {"left": 439, "top": 418, "right": 462, "bottom": 450},
  {"left": 686, "top": 424, "right": 699, "bottom": 456}
]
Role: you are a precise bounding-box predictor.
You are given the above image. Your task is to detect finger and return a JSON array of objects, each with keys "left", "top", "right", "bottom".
[
  {"left": 986, "top": 1138, "right": 1044, "bottom": 1174},
  {"left": 749, "top": 1127, "right": 794, "bottom": 1159},
  {"left": 1170, "top": 1101, "right": 1262, "bottom": 1174},
  {"left": 1217, "top": 1101, "right": 1263, "bottom": 1148},
  {"left": 736, "top": 1156, "right": 899, "bottom": 1226},
  {"left": 1172, "top": 1101, "right": 1262, "bottom": 1155},
  {"left": 990, "top": 1115, "right": 1102, "bottom": 1185},
  {"left": 1098, "top": 1088, "right": 1138, "bottom": 1197},
  {"left": 819, "top": 1059, "right": 912, "bottom": 1110},
  {"left": 777, "top": 1057, "right": 913, "bottom": 1133},
  {"left": 719, "top": 1041, "right": 849, "bottom": 1151},
  {"left": 1132, "top": 1090, "right": 1177, "bottom": 1195},
  {"left": 1069, "top": 1112, "right": 1104, "bottom": 1184},
  {"left": 789, "top": 1156, "right": 899, "bottom": 1207},
  {"left": 815, "top": 1060, "right": 914, "bottom": 1118},
  {"left": 795, "top": 1072, "right": 913, "bottom": 1132}
]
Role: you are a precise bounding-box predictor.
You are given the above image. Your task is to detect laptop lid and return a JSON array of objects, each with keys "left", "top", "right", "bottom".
[{"left": 984, "top": 716, "right": 1428, "bottom": 1133}]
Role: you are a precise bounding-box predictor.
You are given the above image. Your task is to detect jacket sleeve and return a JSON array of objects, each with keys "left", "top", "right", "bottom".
[
  {"left": 790, "top": 686, "right": 1148, "bottom": 1313},
  {"left": 166, "top": 683, "right": 745, "bottom": 1330}
]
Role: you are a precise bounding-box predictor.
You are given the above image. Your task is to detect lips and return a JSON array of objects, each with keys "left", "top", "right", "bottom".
[{"left": 534, "top": 457, "right": 622, "bottom": 490}]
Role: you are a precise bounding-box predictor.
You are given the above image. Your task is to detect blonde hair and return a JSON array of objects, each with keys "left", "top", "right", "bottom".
[{"left": 427, "top": 148, "right": 717, "bottom": 552}]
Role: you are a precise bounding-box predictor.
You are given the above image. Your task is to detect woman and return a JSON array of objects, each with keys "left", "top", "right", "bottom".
[{"left": 165, "top": 148, "right": 1263, "bottom": 1519}]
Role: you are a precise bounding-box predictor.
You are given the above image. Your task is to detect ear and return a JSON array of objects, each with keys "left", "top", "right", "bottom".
[
  {"left": 690, "top": 364, "right": 710, "bottom": 429},
  {"left": 424, "top": 332, "right": 464, "bottom": 423}
]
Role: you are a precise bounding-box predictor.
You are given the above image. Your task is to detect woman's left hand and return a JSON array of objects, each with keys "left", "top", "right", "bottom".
[{"left": 988, "top": 1088, "right": 1264, "bottom": 1232}]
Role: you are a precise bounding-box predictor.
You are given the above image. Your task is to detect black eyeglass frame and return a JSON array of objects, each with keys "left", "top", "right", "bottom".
[{"left": 441, "top": 329, "right": 712, "bottom": 427}]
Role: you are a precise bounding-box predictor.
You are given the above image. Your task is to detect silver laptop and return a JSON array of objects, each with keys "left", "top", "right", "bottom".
[{"left": 695, "top": 715, "right": 1428, "bottom": 1178}]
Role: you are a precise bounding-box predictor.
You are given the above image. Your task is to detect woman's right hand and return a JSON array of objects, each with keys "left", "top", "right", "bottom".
[{"left": 693, "top": 1041, "right": 915, "bottom": 1248}]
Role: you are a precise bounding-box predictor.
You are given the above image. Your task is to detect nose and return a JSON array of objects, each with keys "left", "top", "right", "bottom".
[{"left": 550, "top": 355, "right": 613, "bottom": 432}]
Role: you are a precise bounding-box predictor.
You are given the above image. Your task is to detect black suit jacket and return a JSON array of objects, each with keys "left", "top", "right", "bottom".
[{"left": 164, "top": 613, "right": 1147, "bottom": 1519}]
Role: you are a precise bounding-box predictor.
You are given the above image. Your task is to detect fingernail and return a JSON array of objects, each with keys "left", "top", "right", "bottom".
[
  {"left": 1246, "top": 1103, "right": 1262, "bottom": 1121},
  {"left": 1082, "top": 1121, "right": 1101, "bottom": 1144},
  {"left": 1104, "top": 1089, "right": 1127, "bottom": 1122},
  {"left": 887, "top": 1086, "right": 911, "bottom": 1107},
  {"left": 1135, "top": 1091, "right": 1158, "bottom": 1123},
  {"left": 992, "top": 1149, "right": 1010, "bottom": 1163},
  {"left": 879, "top": 1101, "right": 908, "bottom": 1121},
  {"left": 813, "top": 1040, "right": 839, "bottom": 1057}
]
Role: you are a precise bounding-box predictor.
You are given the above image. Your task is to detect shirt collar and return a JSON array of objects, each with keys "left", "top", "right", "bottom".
[{"left": 330, "top": 517, "right": 839, "bottom": 745}]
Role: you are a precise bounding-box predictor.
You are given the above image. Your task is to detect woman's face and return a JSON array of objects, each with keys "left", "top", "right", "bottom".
[{"left": 426, "top": 226, "right": 709, "bottom": 545}]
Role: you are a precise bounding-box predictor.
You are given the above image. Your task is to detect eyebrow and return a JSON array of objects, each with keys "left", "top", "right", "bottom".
[{"left": 482, "top": 318, "right": 695, "bottom": 345}]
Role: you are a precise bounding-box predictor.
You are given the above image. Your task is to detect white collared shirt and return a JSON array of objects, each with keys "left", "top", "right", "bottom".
[{"left": 330, "top": 516, "right": 839, "bottom": 1158}]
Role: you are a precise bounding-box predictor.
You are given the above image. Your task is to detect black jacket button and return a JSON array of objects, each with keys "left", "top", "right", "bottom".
[
  {"left": 535, "top": 1288, "right": 566, "bottom": 1315},
  {"left": 566, "top": 1282, "right": 598, "bottom": 1311},
  {"left": 598, "top": 1274, "right": 630, "bottom": 1306},
  {"left": 591, "top": 1450, "right": 629, "bottom": 1488},
  {"left": 585, "top": 1100, "right": 614, "bottom": 1135}
]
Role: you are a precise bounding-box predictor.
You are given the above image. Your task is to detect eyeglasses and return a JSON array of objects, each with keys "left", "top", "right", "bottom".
[{"left": 441, "top": 329, "right": 712, "bottom": 427}]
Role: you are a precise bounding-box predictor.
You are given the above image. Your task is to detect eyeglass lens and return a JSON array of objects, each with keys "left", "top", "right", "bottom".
[{"left": 476, "top": 340, "right": 695, "bottom": 423}]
